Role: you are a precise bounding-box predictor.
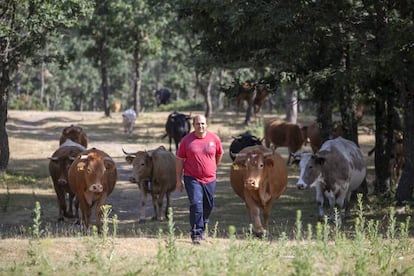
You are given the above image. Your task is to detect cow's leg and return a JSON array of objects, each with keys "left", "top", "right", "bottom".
[
  {"left": 315, "top": 184, "right": 325, "bottom": 219},
  {"left": 95, "top": 195, "right": 108, "bottom": 233},
  {"left": 151, "top": 193, "right": 158, "bottom": 220},
  {"left": 66, "top": 192, "right": 75, "bottom": 218},
  {"left": 157, "top": 192, "right": 165, "bottom": 221},
  {"left": 138, "top": 188, "right": 147, "bottom": 223},
  {"left": 168, "top": 136, "right": 173, "bottom": 152},
  {"left": 244, "top": 195, "right": 263, "bottom": 237},
  {"left": 78, "top": 197, "right": 91, "bottom": 231},
  {"left": 54, "top": 186, "right": 66, "bottom": 221},
  {"left": 165, "top": 193, "right": 171, "bottom": 220}
]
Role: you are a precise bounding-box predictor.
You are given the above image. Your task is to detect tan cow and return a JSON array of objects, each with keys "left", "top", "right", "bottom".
[
  {"left": 264, "top": 120, "right": 307, "bottom": 164},
  {"left": 68, "top": 148, "right": 117, "bottom": 232},
  {"left": 48, "top": 142, "right": 86, "bottom": 221},
  {"left": 59, "top": 125, "right": 88, "bottom": 148},
  {"left": 230, "top": 145, "right": 288, "bottom": 238},
  {"left": 123, "top": 145, "right": 176, "bottom": 222}
]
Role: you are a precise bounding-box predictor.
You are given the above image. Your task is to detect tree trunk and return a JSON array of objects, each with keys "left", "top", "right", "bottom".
[
  {"left": 98, "top": 38, "right": 110, "bottom": 117},
  {"left": 285, "top": 82, "right": 298, "bottom": 124},
  {"left": 395, "top": 83, "right": 414, "bottom": 204},
  {"left": 133, "top": 49, "right": 141, "bottom": 117},
  {"left": 0, "top": 64, "right": 10, "bottom": 174},
  {"left": 314, "top": 80, "right": 334, "bottom": 141}
]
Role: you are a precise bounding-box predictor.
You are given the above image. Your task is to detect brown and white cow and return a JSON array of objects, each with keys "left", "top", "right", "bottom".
[
  {"left": 48, "top": 141, "right": 86, "bottom": 221},
  {"left": 296, "top": 137, "right": 366, "bottom": 225},
  {"left": 264, "top": 119, "right": 307, "bottom": 164},
  {"left": 230, "top": 145, "right": 288, "bottom": 237},
  {"left": 68, "top": 148, "right": 117, "bottom": 232},
  {"left": 123, "top": 145, "right": 176, "bottom": 222},
  {"left": 59, "top": 125, "right": 88, "bottom": 148}
]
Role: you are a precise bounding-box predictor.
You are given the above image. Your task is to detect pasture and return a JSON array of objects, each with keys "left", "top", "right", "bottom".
[{"left": 1, "top": 110, "right": 413, "bottom": 275}]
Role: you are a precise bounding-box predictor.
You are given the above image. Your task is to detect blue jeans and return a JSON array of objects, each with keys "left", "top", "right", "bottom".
[{"left": 184, "top": 176, "right": 216, "bottom": 239}]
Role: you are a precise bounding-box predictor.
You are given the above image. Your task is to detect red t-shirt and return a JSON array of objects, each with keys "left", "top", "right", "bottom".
[{"left": 177, "top": 131, "right": 223, "bottom": 184}]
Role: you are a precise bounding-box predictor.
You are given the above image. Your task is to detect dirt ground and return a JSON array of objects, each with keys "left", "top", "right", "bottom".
[{"left": 3, "top": 109, "right": 408, "bottom": 240}]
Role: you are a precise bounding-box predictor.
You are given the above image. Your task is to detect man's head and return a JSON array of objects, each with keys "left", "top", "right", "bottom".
[{"left": 193, "top": 115, "right": 207, "bottom": 138}]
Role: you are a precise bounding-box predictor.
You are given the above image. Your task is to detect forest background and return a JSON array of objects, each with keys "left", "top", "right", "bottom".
[{"left": 1, "top": 0, "right": 413, "bottom": 204}]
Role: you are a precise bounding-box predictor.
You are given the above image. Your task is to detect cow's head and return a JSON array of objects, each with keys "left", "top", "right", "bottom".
[
  {"left": 296, "top": 152, "right": 325, "bottom": 190},
  {"left": 59, "top": 125, "right": 88, "bottom": 148},
  {"left": 233, "top": 150, "right": 274, "bottom": 190},
  {"left": 76, "top": 151, "right": 115, "bottom": 193},
  {"left": 123, "top": 148, "right": 154, "bottom": 183}
]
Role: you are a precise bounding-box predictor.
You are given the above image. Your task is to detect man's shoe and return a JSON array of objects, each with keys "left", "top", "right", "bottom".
[{"left": 192, "top": 236, "right": 201, "bottom": 245}]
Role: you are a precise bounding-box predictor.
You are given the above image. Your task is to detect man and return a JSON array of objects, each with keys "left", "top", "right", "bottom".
[{"left": 176, "top": 114, "right": 223, "bottom": 244}]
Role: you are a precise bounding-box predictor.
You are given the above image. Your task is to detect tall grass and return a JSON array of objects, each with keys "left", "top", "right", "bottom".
[{"left": 1, "top": 198, "right": 413, "bottom": 275}]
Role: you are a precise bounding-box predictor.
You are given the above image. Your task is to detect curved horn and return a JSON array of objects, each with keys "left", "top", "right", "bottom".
[
  {"left": 263, "top": 151, "right": 273, "bottom": 157},
  {"left": 122, "top": 148, "right": 136, "bottom": 156},
  {"left": 48, "top": 157, "right": 59, "bottom": 161}
]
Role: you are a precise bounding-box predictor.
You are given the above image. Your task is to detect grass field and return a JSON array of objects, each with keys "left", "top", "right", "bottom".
[{"left": 0, "top": 110, "right": 413, "bottom": 275}]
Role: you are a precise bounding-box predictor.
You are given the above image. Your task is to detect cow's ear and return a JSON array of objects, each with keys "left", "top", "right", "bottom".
[
  {"left": 314, "top": 156, "right": 326, "bottom": 165},
  {"left": 104, "top": 159, "right": 115, "bottom": 170},
  {"left": 125, "top": 156, "right": 134, "bottom": 164},
  {"left": 265, "top": 158, "right": 274, "bottom": 168}
]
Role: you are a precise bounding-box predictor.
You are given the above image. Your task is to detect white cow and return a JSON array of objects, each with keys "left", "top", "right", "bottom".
[
  {"left": 296, "top": 137, "right": 366, "bottom": 224},
  {"left": 122, "top": 109, "right": 137, "bottom": 135}
]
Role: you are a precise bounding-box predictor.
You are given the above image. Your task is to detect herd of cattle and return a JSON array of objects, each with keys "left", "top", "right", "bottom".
[{"left": 47, "top": 112, "right": 402, "bottom": 237}]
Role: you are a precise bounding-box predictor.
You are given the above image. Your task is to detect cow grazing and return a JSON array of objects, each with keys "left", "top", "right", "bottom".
[
  {"left": 59, "top": 125, "right": 88, "bottom": 148},
  {"left": 163, "top": 111, "right": 191, "bottom": 152},
  {"left": 230, "top": 145, "right": 288, "bottom": 237},
  {"left": 68, "top": 148, "right": 117, "bottom": 232},
  {"left": 122, "top": 108, "right": 137, "bottom": 135},
  {"left": 48, "top": 141, "right": 86, "bottom": 221},
  {"left": 123, "top": 146, "right": 176, "bottom": 223},
  {"left": 155, "top": 88, "right": 172, "bottom": 106},
  {"left": 264, "top": 120, "right": 307, "bottom": 164},
  {"left": 296, "top": 137, "right": 366, "bottom": 224},
  {"left": 229, "top": 131, "right": 262, "bottom": 161}
]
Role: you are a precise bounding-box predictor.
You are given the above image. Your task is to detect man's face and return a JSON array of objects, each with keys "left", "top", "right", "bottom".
[{"left": 193, "top": 117, "right": 207, "bottom": 134}]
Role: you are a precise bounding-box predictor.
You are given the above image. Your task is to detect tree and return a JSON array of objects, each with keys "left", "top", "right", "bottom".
[{"left": 0, "top": 0, "right": 93, "bottom": 173}]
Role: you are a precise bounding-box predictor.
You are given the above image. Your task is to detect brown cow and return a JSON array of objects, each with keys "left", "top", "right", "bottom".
[
  {"left": 59, "top": 125, "right": 88, "bottom": 148},
  {"left": 68, "top": 148, "right": 117, "bottom": 232},
  {"left": 123, "top": 145, "right": 176, "bottom": 222},
  {"left": 303, "top": 122, "right": 323, "bottom": 153},
  {"left": 230, "top": 145, "right": 288, "bottom": 237},
  {"left": 235, "top": 82, "right": 270, "bottom": 114},
  {"left": 48, "top": 142, "right": 86, "bottom": 221},
  {"left": 264, "top": 120, "right": 307, "bottom": 164}
]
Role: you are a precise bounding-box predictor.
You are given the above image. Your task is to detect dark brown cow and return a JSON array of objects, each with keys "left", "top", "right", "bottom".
[
  {"left": 48, "top": 142, "right": 86, "bottom": 221},
  {"left": 59, "top": 125, "right": 88, "bottom": 148},
  {"left": 123, "top": 145, "right": 176, "bottom": 222},
  {"left": 68, "top": 148, "right": 117, "bottom": 232},
  {"left": 264, "top": 120, "right": 307, "bottom": 164},
  {"left": 230, "top": 145, "right": 288, "bottom": 237}
]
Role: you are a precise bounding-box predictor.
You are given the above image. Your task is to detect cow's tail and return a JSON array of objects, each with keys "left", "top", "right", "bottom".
[{"left": 161, "top": 133, "right": 168, "bottom": 139}]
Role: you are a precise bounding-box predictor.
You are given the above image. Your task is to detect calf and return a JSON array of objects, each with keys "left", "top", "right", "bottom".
[
  {"left": 163, "top": 111, "right": 191, "bottom": 152},
  {"left": 48, "top": 141, "right": 86, "bottom": 221},
  {"left": 229, "top": 131, "right": 262, "bottom": 161},
  {"left": 59, "top": 125, "right": 88, "bottom": 147},
  {"left": 124, "top": 146, "right": 176, "bottom": 222},
  {"left": 264, "top": 119, "right": 307, "bottom": 164},
  {"left": 122, "top": 108, "right": 137, "bottom": 135},
  {"left": 296, "top": 137, "right": 366, "bottom": 225},
  {"left": 68, "top": 148, "right": 117, "bottom": 232},
  {"left": 230, "top": 145, "right": 288, "bottom": 237}
]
